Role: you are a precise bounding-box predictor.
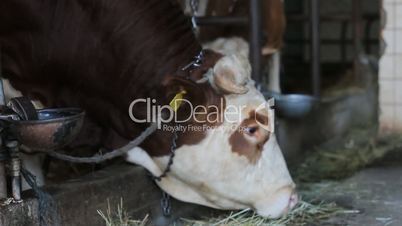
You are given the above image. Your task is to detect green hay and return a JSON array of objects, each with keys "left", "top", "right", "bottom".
[
  {"left": 181, "top": 199, "right": 347, "bottom": 226},
  {"left": 293, "top": 130, "right": 402, "bottom": 182},
  {"left": 97, "top": 198, "right": 149, "bottom": 226}
]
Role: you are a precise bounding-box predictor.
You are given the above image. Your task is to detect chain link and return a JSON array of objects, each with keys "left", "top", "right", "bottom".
[
  {"left": 190, "top": 0, "right": 199, "bottom": 15},
  {"left": 152, "top": 129, "right": 178, "bottom": 181},
  {"left": 153, "top": 130, "right": 178, "bottom": 217},
  {"left": 160, "top": 191, "right": 172, "bottom": 216},
  {"left": 190, "top": 0, "right": 199, "bottom": 30},
  {"left": 181, "top": 50, "right": 204, "bottom": 71}
]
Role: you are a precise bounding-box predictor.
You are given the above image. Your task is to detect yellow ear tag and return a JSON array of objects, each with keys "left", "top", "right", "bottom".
[{"left": 169, "top": 90, "right": 187, "bottom": 112}]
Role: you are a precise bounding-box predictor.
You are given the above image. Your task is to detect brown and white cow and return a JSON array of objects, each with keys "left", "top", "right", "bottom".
[
  {"left": 0, "top": 0, "right": 296, "bottom": 218},
  {"left": 178, "top": 0, "right": 286, "bottom": 92},
  {"left": 178, "top": 0, "right": 286, "bottom": 55}
]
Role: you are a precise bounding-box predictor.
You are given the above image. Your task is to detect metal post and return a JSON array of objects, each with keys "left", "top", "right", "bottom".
[
  {"left": 0, "top": 165, "right": 6, "bottom": 199},
  {"left": 310, "top": 0, "right": 321, "bottom": 97},
  {"left": 352, "top": 0, "right": 362, "bottom": 81},
  {"left": 0, "top": 47, "right": 7, "bottom": 200},
  {"left": 0, "top": 138, "right": 7, "bottom": 199},
  {"left": 249, "top": 0, "right": 263, "bottom": 83},
  {"left": 0, "top": 48, "right": 5, "bottom": 106},
  {"left": 194, "top": 16, "right": 248, "bottom": 26},
  {"left": 365, "top": 18, "right": 373, "bottom": 54},
  {"left": 7, "top": 140, "right": 22, "bottom": 202},
  {"left": 341, "top": 21, "right": 348, "bottom": 66}
]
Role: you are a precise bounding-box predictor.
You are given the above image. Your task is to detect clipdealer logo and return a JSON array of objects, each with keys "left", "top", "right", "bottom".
[{"left": 128, "top": 97, "right": 275, "bottom": 132}]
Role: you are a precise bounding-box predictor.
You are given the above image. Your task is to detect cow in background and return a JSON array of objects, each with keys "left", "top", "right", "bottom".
[
  {"left": 178, "top": 0, "right": 286, "bottom": 55},
  {"left": 178, "top": 0, "right": 286, "bottom": 92}
]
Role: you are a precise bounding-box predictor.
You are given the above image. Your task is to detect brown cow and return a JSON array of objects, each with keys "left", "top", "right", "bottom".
[{"left": 0, "top": 0, "right": 296, "bottom": 218}]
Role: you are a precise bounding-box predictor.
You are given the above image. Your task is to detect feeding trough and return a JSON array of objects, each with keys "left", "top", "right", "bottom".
[{"left": 264, "top": 91, "right": 318, "bottom": 119}]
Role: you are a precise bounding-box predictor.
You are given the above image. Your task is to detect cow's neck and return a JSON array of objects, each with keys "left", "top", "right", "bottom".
[{"left": 141, "top": 50, "right": 225, "bottom": 157}]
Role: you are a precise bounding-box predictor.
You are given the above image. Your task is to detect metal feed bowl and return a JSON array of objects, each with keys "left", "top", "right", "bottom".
[
  {"left": 263, "top": 91, "right": 318, "bottom": 119},
  {"left": 9, "top": 108, "right": 85, "bottom": 150}
]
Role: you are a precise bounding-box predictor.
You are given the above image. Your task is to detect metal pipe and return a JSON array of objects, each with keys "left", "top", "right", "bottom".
[
  {"left": 0, "top": 48, "right": 7, "bottom": 200},
  {"left": 7, "top": 140, "right": 22, "bottom": 202},
  {"left": 0, "top": 137, "right": 7, "bottom": 199},
  {"left": 0, "top": 47, "right": 5, "bottom": 105},
  {"left": 194, "top": 16, "right": 248, "bottom": 26},
  {"left": 11, "top": 176, "right": 22, "bottom": 202},
  {"left": 365, "top": 19, "right": 373, "bottom": 54},
  {"left": 11, "top": 158, "right": 22, "bottom": 202},
  {"left": 249, "top": 0, "right": 263, "bottom": 83},
  {"left": 287, "top": 13, "right": 378, "bottom": 22},
  {"left": 283, "top": 39, "right": 378, "bottom": 44},
  {"left": 310, "top": 0, "right": 321, "bottom": 97},
  {"left": 268, "top": 52, "right": 281, "bottom": 93},
  {"left": 340, "top": 21, "right": 348, "bottom": 65},
  {"left": 0, "top": 158, "right": 7, "bottom": 199},
  {"left": 352, "top": 0, "right": 362, "bottom": 81}
]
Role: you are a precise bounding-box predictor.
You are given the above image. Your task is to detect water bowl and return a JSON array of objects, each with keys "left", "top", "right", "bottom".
[
  {"left": 263, "top": 91, "right": 318, "bottom": 119},
  {"left": 9, "top": 108, "right": 85, "bottom": 150}
]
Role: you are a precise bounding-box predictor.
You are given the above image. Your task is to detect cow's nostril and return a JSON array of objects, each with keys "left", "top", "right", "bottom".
[{"left": 288, "top": 192, "right": 298, "bottom": 210}]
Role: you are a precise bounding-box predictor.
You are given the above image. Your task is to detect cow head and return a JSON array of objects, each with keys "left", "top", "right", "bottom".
[{"left": 126, "top": 39, "right": 297, "bottom": 219}]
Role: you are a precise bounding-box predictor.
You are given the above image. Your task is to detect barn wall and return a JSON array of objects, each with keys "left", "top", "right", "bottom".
[{"left": 379, "top": 0, "right": 402, "bottom": 133}]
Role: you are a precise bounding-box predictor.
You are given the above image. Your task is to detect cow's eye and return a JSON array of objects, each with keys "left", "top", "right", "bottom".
[{"left": 245, "top": 126, "right": 258, "bottom": 135}]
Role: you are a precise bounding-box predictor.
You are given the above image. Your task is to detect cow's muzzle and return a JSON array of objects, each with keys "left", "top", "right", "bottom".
[{"left": 254, "top": 184, "right": 298, "bottom": 219}]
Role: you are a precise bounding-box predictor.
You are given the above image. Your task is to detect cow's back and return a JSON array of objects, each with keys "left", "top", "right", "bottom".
[{"left": 0, "top": 0, "right": 200, "bottom": 149}]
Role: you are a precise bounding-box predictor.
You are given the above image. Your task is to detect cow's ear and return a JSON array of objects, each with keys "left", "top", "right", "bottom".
[{"left": 210, "top": 55, "right": 250, "bottom": 94}]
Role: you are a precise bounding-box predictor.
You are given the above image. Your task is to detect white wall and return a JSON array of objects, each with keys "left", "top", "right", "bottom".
[{"left": 379, "top": 0, "right": 402, "bottom": 133}]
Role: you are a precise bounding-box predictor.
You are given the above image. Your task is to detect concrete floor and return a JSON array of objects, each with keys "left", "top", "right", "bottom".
[{"left": 313, "top": 166, "right": 402, "bottom": 226}]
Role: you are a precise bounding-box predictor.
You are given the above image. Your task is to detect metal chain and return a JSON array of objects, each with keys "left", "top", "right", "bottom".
[
  {"left": 190, "top": 0, "right": 199, "bottom": 30},
  {"left": 160, "top": 191, "right": 172, "bottom": 216},
  {"left": 190, "top": 0, "right": 199, "bottom": 15},
  {"left": 181, "top": 50, "right": 204, "bottom": 71},
  {"left": 151, "top": 129, "right": 178, "bottom": 181},
  {"left": 153, "top": 129, "right": 178, "bottom": 217}
]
